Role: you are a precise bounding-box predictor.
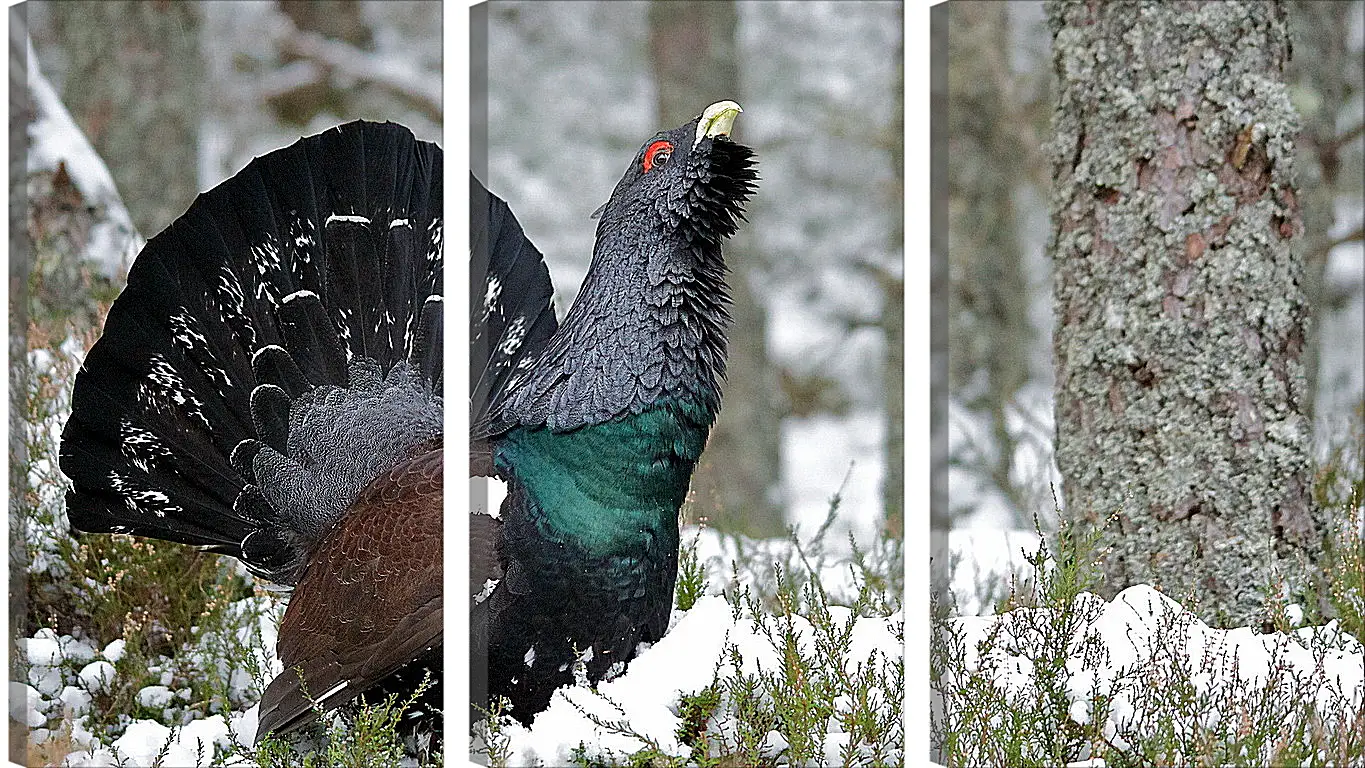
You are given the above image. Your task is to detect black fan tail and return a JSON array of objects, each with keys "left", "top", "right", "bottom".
[
  {"left": 470, "top": 175, "right": 559, "bottom": 445},
  {"left": 411, "top": 295, "right": 444, "bottom": 390},
  {"left": 61, "top": 121, "right": 443, "bottom": 585}
]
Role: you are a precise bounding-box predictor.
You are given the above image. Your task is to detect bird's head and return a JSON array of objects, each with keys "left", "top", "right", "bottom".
[
  {"left": 493, "top": 102, "right": 758, "bottom": 432},
  {"left": 593, "top": 100, "right": 758, "bottom": 249}
]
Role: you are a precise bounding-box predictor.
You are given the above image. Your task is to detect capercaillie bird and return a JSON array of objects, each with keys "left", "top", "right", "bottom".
[
  {"left": 470, "top": 101, "right": 757, "bottom": 724},
  {"left": 59, "top": 121, "right": 444, "bottom": 743}
]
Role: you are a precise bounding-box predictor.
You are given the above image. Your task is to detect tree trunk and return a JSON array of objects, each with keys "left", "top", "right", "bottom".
[
  {"left": 1288, "top": 0, "right": 1357, "bottom": 424},
  {"left": 947, "top": 1, "right": 1035, "bottom": 524},
  {"left": 883, "top": 22, "right": 905, "bottom": 540},
  {"left": 1048, "top": 0, "right": 1320, "bottom": 627},
  {"left": 43, "top": 0, "right": 202, "bottom": 237},
  {"left": 649, "top": 0, "right": 785, "bottom": 539}
]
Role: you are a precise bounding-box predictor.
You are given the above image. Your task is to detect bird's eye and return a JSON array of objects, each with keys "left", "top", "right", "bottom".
[{"left": 643, "top": 140, "right": 673, "bottom": 173}]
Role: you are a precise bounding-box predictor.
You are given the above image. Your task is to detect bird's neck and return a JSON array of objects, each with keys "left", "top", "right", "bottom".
[
  {"left": 560, "top": 228, "right": 730, "bottom": 422},
  {"left": 492, "top": 221, "right": 731, "bottom": 433}
]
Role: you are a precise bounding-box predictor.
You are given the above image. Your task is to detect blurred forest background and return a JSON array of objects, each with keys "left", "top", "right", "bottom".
[
  {"left": 945, "top": 0, "right": 1364, "bottom": 532},
  {"left": 479, "top": 0, "right": 904, "bottom": 545},
  {"left": 20, "top": 0, "right": 440, "bottom": 329},
  {"left": 22, "top": 0, "right": 906, "bottom": 552},
  {"left": 12, "top": 2, "right": 904, "bottom": 762},
  {"left": 27, "top": 0, "right": 440, "bottom": 221}
]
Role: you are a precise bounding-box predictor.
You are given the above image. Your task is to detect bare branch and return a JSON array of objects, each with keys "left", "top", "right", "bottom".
[
  {"left": 1320, "top": 121, "right": 1365, "bottom": 156},
  {"left": 255, "top": 60, "right": 327, "bottom": 103},
  {"left": 1324, "top": 224, "right": 1364, "bottom": 254},
  {"left": 275, "top": 28, "right": 441, "bottom": 124}
]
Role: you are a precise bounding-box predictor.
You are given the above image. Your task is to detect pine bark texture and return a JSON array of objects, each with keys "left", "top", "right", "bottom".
[
  {"left": 649, "top": 0, "right": 785, "bottom": 538},
  {"left": 1047, "top": 0, "right": 1319, "bottom": 626}
]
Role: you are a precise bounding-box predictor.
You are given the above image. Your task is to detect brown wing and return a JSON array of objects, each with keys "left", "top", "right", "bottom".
[{"left": 255, "top": 445, "right": 443, "bottom": 740}]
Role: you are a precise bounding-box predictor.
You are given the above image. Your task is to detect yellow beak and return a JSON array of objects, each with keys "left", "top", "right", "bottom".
[{"left": 694, "top": 100, "right": 743, "bottom": 147}]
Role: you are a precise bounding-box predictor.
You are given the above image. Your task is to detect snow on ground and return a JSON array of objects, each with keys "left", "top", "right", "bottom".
[
  {"left": 948, "top": 583, "right": 1365, "bottom": 717},
  {"left": 20, "top": 523, "right": 897, "bottom": 766},
  {"left": 477, "top": 522, "right": 903, "bottom": 764},
  {"left": 484, "top": 594, "right": 903, "bottom": 766},
  {"left": 940, "top": 582, "right": 1365, "bottom": 762},
  {"left": 17, "top": 597, "right": 281, "bottom": 767},
  {"left": 57, "top": 711, "right": 258, "bottom": 768}
]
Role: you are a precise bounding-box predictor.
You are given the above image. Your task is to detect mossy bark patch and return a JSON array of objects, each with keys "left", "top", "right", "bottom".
[{"left": 1046, "top": 0, "right": 1319, "bottom": 626}]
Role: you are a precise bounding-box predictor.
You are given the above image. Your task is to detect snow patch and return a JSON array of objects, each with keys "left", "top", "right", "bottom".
[
  {"left": 484, "top": 595, "right": 902, "bottom": 765},
  {"left": 77, "top": 662, "right": 117, "bottom": 695}
]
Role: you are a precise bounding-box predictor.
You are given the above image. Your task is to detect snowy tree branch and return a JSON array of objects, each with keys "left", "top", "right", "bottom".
[
  {"left": 1324, "top": 224, "right": 1364, "bottom": 253},
  {"left": 275, "top": 28, "right": 441, "bottom": 124},
  {"left": 25, "top": 37, "right": 142, "bottom": 282},
  {"left": 1321, "top": 121, "right": 1364, "bottom": 156}
]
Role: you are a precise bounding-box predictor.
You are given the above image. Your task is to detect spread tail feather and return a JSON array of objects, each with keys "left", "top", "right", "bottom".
[
  {"left": 469, "top": 175, "right": 558, "bottom": 453},
  {"left": 61, "top": 121, "right": 443, "bottom": 585}
]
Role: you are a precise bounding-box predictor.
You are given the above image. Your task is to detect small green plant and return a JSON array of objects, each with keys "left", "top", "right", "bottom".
[
  {"left": 673, "top": 683, "right": 722, "bottom": 759},
  {"left": 676, "top": 529, "right": 707, "bottom": 612},
  {"left": 473, "top": 696, "right": 515, "bottom": 768},
  {"left": 249, "top": 674, "right": 439, "bottom": 768},
  {"left": 1311, "top": 398, "right": 1365, "bottom": 642}
]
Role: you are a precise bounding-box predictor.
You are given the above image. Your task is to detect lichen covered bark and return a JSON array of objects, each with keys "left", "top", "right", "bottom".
[{"left": 1046, "top": 0, "right": 1319, "bottom": 625}]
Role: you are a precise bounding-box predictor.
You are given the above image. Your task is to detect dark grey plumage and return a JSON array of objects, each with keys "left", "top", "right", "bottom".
[
  {"left": 489, "top": 125, "right": 754, "bottom": 433},
  {"left": 471, "top": 102, "right": 757, "bottom": 725}
]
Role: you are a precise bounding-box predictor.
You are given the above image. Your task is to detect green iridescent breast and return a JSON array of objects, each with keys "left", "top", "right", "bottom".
[{"left": 494, "top": 398, "right": 711, "bottom": 554}]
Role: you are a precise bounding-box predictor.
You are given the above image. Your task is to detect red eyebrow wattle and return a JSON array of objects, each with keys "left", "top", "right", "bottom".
[{"left": 643, "top": 140, "right": 673, "bottom": 172}]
